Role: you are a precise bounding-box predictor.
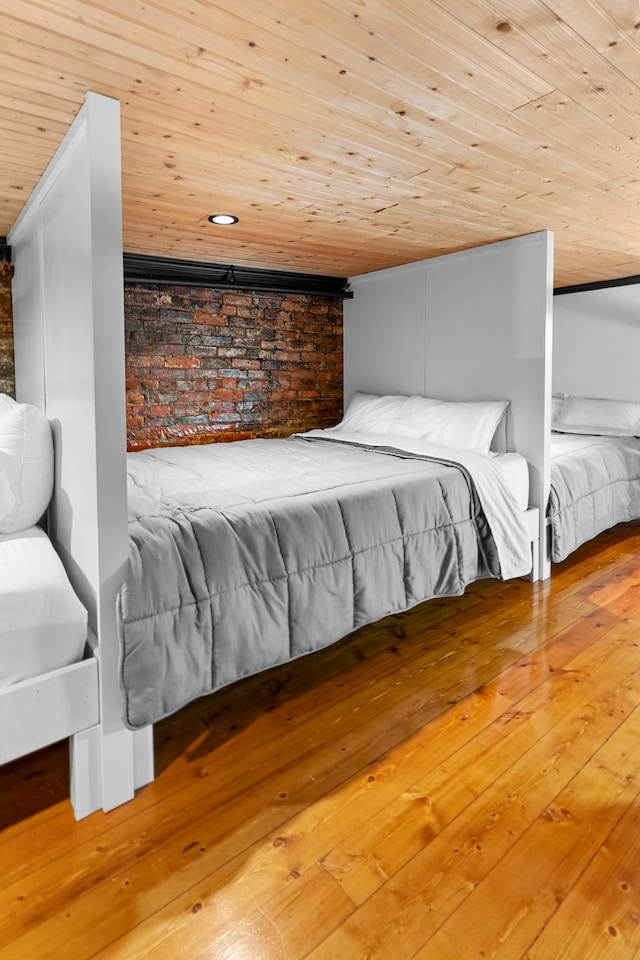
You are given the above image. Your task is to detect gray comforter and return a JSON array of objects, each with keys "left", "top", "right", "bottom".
[
  {"left": 118, "top": 436, "right": 508, "bottom": 729},
  {"left": 548, "top": 433, "right": 640, "bottom": 562}
]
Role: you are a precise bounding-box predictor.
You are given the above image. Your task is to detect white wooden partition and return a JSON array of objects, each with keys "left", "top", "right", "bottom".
[
  {"left": 553, "top": 282, "right": 640, "bottom": 403},
  {"left": 345, "top": 231, "right": 554, "bottom": 579},
  {"left": 8, "top": 92, "right": 153, "bottom": 818}
]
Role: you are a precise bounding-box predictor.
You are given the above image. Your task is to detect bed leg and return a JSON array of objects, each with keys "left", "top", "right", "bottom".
[
  {"left": 527, "top": 536, "right": 541, "bottom": 582},
  {"left": 522, "top": 507, "right": 544, "bottom": 582},
  {"left": 69, "top": 723, "right": 155, "bottom": 819},
  {"left": 132, "top": 724, "right": 155, "bottom": 790},
  {"left": 69, "top": 725, "right": 104, "bottom": 819}
]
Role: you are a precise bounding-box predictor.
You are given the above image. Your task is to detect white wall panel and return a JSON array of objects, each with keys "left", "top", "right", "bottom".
[
  {"left": 553, "top": 284, "right": 640, "bottom": 402},
  {"left": 344, "top": 260, "right": 426, "bottom": 403},
  {"left": 8, "top": 92, "right": 149, "bottom": 815},
  {"left": 10, "top": 94, "right": 128, "bottom": 657}
]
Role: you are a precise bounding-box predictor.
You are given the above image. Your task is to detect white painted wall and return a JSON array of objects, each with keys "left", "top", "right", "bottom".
[{"left": 553, "top": 283, "right": 640, "bottom": 402}]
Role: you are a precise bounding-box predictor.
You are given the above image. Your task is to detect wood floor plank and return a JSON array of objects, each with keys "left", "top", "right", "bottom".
[
  {"left": 522, "top": 785, "right": 640, "bottom": 960},
  {"left": 1, "top": 522, "right": 640, "bottom": 959},
  {"left": 320, "top": 623, "right": 630, "bottom": 907},
  {"left": 305, "top": 634, "right": 640, "bottom": 959},
  {"left": 0, "top": 572, "right": 555, "bottom": 891},
  {"left": 0, "top": 575, "right": 552, "bottom": 953},
  {"left": 88, "top": 610, "right": 637, "bottom": 960},
  {"left": 85, "top": 688, "right": 513, "bottom": 958},
  {"left": 201, "top": 862, "right": 356, "bottom": 960},
  {"left": 412, "top": 700, "right": 640, "bottom": 960}
]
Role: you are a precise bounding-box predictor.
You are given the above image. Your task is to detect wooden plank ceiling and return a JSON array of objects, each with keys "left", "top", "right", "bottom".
[{"left": 1, "top": 0, "right": 640, "bottom": 286}]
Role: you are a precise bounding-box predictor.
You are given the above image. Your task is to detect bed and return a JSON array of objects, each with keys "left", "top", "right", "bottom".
[
  {"left": 548, "top": 394, "right": 640, "bottom": 562},
  {"left": 118, "top": 392, "right": 533, "bottom": 730},
  {"left": 0, "top": 396, "right": 96, "bottom": 768}
]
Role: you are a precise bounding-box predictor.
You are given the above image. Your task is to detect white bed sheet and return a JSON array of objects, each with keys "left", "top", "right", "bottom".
[
  {"left": 297, "top": 431, "right": 530, "bottom": 512},
  {"left": 0, "top": 526, "right": 88, "bottom": 687},
  {"left": 490, "top": 451, "right": 530, "bottom": 513}
]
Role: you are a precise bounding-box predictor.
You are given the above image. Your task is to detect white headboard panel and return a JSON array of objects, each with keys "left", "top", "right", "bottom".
[
  {"left": 344, "top": 260, "right": 427, "bottom": 397},
  {"left": 8, "top": 92, "right": 129, "bottom": 749},
  {"left": 553, "top": 283, "right": 640, "bottom": 403}
]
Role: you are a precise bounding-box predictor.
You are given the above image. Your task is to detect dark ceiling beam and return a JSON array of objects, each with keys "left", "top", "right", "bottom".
[
  {"left": 554, "top": 274, "right": 640, "bottom": 296},
  {"left": 123, "top": 252, "right": 352, "bottom": 298}
]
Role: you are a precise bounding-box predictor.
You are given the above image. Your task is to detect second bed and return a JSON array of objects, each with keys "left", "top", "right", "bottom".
[
  {"left": 549, "top": 432, "right": 640, "bottom": 562},
  {"left": 548, "top": 393, "right": 640, "bottom": 562}
]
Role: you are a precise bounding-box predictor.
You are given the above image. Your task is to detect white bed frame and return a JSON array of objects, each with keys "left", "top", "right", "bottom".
[
  {"left": 7, "top": 92, "right": 153, "bottom": 819},
  {"left": 5, "top": 92, "right": 555, "bottom": 820},
  {"left": 0, "top": 658, "right": 98, "bottom": 769}
]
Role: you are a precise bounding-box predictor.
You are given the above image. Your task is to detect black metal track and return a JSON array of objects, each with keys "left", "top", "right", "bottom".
[
  {"left": 554, "top": 274, "right": 640, "bottom": 296},
  {"left": 123, "top": 252, "right": 352, "bottom": 298}
]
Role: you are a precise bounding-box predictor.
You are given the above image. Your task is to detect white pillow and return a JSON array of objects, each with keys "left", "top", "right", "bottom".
[
  {"left": 554, "top": 394, "right": 640, "bottom": 437},
  {"left": 337, "top": 393, "right": 409, "bottom": 434},
  {"left": 0, "top": 403, "right": 54, "bottom": 533},
  {"left": 551, "top": 394, "right": 564, "bottom": 428},
  {"left": 0, "top": 466, "right": 15, "bottom": 520},
  {"left": 393, "top": 395, "right": 509, "bottom": 455},
  {"left": 338, "top": 392, "right": 508, "bottom": 456}
]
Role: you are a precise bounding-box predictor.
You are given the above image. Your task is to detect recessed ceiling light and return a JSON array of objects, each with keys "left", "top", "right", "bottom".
[{"left": 208, "top": 214, "right": 239, "bottom": 225}]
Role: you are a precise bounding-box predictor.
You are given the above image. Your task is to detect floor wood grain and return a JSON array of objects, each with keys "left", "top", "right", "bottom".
[{"left": 2, "top": 521, "right": 640, "bottom": 959}]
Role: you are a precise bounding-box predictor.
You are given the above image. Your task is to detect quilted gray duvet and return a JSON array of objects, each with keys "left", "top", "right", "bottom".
[
  {"left": 118, "top": 435, "right": 515, "bottom": 729},
  {"left": 549, "top": 433, "right": 640, "bottom": 562}
]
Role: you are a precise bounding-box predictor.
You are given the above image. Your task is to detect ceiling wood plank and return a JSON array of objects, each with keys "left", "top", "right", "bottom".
[{"left": 2, "top": 0, "right": 640, "bottom": 284}]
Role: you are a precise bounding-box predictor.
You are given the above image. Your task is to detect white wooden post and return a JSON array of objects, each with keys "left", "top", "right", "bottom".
[{"left": 9, "top": 92, "right": 154, "bottom": 818}]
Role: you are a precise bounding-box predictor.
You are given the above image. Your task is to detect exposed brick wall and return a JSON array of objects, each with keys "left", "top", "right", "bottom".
[
  {"left": 125, "top": 285, "right": 344, "bottom": 451},
  {"left": 0, "top": 261, "right": 15, "bottom": 398}
]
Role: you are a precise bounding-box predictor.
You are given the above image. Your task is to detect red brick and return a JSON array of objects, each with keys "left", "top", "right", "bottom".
[
  {"left": 213, "top": 388, "right": 242, "bottom": 402},
  {"left": 222, "top": 293, "right": 253, "bottom": 307},
  {"left": 165, "top": 355, "right": 201, "bottom": 368},
  {"left": 0, "top": 265, "right": 15, "bottom": 396},
  {"left": 231, "top": 358, "right": 261, "bottom": 370},
  {"left": 124, "top": 283, "right": 343, "bottom": 451}
]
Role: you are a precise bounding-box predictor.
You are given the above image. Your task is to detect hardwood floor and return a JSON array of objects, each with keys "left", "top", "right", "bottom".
[{"left": 2, "top": 522, "right": 640, "bottom": 959}]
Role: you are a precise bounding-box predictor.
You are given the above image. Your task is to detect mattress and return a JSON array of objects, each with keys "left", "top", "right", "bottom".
[{"left": 0, "top": 526, "right": 88, "bottom": 687}]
